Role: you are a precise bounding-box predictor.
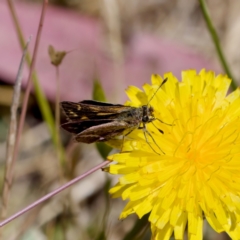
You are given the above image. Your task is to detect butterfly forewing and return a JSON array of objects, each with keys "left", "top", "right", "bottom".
[{"left": 61, "top": 101, "right": 133, "bottom": 121}]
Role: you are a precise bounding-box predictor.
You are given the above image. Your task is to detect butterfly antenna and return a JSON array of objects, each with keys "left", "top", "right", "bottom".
[{"left": 147, "top": 77, "right": 168, "bottom": 106}]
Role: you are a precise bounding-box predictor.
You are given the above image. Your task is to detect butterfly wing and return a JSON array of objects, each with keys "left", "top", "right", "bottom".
[
  {"left": 61, "top": 119, "right": 112, "bottom": 134},
  {"left": 61, "top": 100, "right": 138, "bottom": 143},
  {"left": 61, "top": 101, "right": 134, "bottom": 121},
  {"left": 75, "top": 120, "right": 131, "bottom": 143}
]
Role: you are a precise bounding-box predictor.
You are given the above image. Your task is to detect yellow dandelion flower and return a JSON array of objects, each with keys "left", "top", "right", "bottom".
[{"left": 107, "top": 69, "right": 240, "bottom": 240}]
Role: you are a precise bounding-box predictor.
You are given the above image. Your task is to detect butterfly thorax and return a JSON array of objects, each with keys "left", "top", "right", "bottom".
[{"left": 141, "top": 105, "right": 154, "bottom": 123}]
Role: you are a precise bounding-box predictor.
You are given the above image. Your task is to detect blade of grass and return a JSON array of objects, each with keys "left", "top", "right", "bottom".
[
  {"left": 6, "top": 0, "right": 66, "bottom": 166},
  {"left": 199, "top": 0, "right": 237, "bottom": 89}
]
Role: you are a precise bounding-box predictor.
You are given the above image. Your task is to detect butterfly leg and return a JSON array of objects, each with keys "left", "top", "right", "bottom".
[
  {"left": 154, "top": 118, "right": 173, "bottom": 126},
  {"left": 151, "top": 121, "right": 164, "bottom": 134},
  {"left": 139, "top": 124, "right": 165, "bottom": 155}
]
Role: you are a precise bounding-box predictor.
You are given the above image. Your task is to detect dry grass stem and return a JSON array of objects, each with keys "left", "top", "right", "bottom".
[
  {"left": 55, "top": 67, "right": 61, "bottom": 163},
  {"left": 1, "top": 36, "right": 32, "bottom": 219},
  {"left": 101, "top": 0, "right": 125, "bottom": 100}
]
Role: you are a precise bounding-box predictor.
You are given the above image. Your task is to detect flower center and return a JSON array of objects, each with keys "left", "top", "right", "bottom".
[{"left": 186, "top": 148, "right": 201, "bottom": 163}]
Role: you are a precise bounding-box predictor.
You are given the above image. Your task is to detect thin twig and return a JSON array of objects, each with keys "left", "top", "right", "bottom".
[
  {"left": 6, "top": 0, "right": 26, "bottom": 51},
  {"left": 0, "top": 160, "right": 110, "bottom": 227},
  {"left": 199, "top": 0, "right": 237, "bottom": 89},
  {"left": 1, "top": 37, "right": 32, "bottom": 219}
]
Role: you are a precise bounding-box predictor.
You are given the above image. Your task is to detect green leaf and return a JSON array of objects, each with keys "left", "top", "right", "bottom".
[
  {"left": 123, "top": 214, "right": 150, "bottom": 240},
  {"left": 92, "top": 79, "right": 106, "bottom": 102},
  {"left": 95, "top": 142, "right": 112, "bottom": 159},
  {"left": 95, "top": 230, "right": 107, "bottom": 240},
  {"left": 92, "top": 79, "right": 112, "bottom": 159}
]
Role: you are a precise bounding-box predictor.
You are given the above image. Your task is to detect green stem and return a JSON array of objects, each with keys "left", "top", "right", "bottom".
[{"left": 199, "top": 0, "right": 237, "bottom": 89}]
